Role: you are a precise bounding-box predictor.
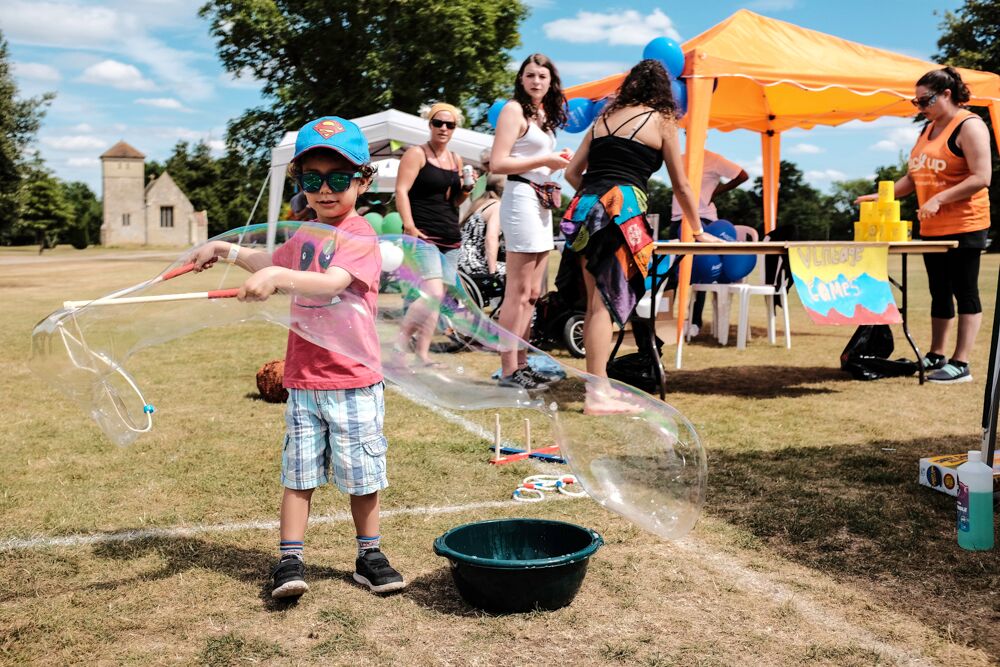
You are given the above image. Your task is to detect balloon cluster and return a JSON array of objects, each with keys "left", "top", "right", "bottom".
[
  {"left": 486, "top": 37, "right": 688, "bottom": 134},
  {"left": 363, "top": 211, "right": 404, "bottom": 236},
  {"left": 690, "top": 220, "right": 757, "bottom": 284}
]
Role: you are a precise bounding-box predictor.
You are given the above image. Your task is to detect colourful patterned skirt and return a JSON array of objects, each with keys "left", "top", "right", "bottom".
[{"left": 560, "top": 181, "right": 654, "bottom": 325}]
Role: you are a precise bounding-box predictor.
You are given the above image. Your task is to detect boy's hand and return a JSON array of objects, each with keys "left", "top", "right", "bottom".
[
  {"left": 238, "top": 266, "right": 284, "bottom": 302},
  {"left": 854, "top": 193, "right": 878, "bottom": 204}
]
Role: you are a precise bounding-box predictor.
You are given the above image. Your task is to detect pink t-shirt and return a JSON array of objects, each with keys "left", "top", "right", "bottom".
[{"left": 272, "top": 217, "right": 383, "bottom": 390}]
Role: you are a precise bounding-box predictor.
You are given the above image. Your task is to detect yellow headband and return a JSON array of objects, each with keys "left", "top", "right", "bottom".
[{"left": 426, "top": 102, "right": 463, "bottom": 127}]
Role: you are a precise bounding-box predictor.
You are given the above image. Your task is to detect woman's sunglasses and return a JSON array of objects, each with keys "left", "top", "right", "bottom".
[
  {"left": 298, "top": 171, "right": 361, "bottom": 193},
  {"left": 431, "top": 119, "right": 457, "bottom": 130},
  {"left": 911, "top": 93, "right": 938, "bottom": 109}
]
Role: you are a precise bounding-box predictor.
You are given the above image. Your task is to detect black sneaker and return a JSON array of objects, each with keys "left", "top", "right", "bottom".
[
  {"left": 497, "top": 367, "right": 549, "bottom": 391},
  {"left": 353, "top": 549, "right": 406, "bottom": 593},
  {"left": 522, "top": 367, "right": 560, "bottom": 386},
  {"left": 927, "top": 362, "right": 972, "bottom": 384},
  {"left": 922, "top": 354, "right": 947, "bottom": 371},
  {"left": 271, "top": 555, "right": 309, "bottom": 599}
]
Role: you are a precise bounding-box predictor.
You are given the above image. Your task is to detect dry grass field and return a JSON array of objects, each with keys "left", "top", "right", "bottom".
[{"left": 1, "top": 246, "right": 998, "bottom": 666}]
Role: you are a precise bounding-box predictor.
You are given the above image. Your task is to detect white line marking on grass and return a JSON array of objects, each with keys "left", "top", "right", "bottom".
[
  {"left": 2, "top": 381, "right": 571, "bottom": 553},
  {"left": 673, "top": 539, "right": 934, "bottom": 666},
  {"left": 0, "top": 499, "right": 527, "bottom": 552}
]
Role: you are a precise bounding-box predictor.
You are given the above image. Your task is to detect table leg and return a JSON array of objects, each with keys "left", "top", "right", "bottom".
[{"left": 896, "top": 254, "right": 925, "bottom": 384}]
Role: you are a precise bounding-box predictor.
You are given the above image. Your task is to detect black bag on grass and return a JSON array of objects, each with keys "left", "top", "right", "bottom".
[
  {"left": 606, "top": 319, "right": 665, "bottom": 393},
  {"left": 840, "top": 325, "right": 918, "bottom": 381}
]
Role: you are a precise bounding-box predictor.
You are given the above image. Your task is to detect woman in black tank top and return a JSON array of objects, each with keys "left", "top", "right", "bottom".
[
  {"left": 394, "top": 103, "right": 475, "bottom": 366},
  {"left": 562, "top": 60, "right": 712, "bottom": 415}
]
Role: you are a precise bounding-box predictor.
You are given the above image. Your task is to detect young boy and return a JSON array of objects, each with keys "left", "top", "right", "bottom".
[{"left": 191, "top": 116, "right": 405, "bottom": 598}]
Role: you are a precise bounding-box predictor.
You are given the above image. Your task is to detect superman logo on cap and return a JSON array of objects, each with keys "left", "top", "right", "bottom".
[{"left": 313, "top": 119, "right": 344, "bottom": 139}]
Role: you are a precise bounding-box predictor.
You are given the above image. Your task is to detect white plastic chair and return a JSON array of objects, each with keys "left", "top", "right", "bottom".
[
  {"left": 733, "top": 233, "right": 791, "bottom": 349},
  {"left": 687, "top": 225, "right": 759, "bottom": 345}
]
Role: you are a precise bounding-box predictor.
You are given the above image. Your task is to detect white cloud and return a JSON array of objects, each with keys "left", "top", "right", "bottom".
[
  {"left": 0, "top": 2, "right": 134, "bottom": 48},
  {"left": 868, "top": 126, "right": 921, "bottom": 152},
  {"left": 80, "top": 60, "right": 156, "bottom": 91},
  {"left": 544, "top": 9, "right": 681, "bottom": 45},
  {"left": 42, "top": 135, "right": 107, "bottom": 151},
  {"left": 219, "top": 67, "right": 262, "bottom": 90},
  {"left": 207, "top": 139, "right": 226, "bottom": 154},
  {"left": 0, "top": 1, "right": 213, "bottom": 101},
  {"left": 789, "top": 143, "right": 823, "bottom": 155},
  {"left": 136, "top": 97, "right": 189, "bottom": 111},
  {"left": 805, "top": 169, "right": 847, "bottom": 181},
  {"left": 742, "top": 156, "right": 764, "bottom": 179},
  {"left": 71, "top": 123, "right": 95, "bottom": 133},
  {"left": 67, "top": 157, "right": 99, "bottom": 167},
  {"left": 12, "top": 62, "right": 61, "bottom": 82},
  {"left": 556, "top": 61, "right": 631, "bottom": 82},
  {"left": 871, "top": 140, "right": 899, "bottom": 152}
]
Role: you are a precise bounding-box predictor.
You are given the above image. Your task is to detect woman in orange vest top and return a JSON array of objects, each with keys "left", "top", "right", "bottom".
[{"left": 859, "top": 67, "right": 992, "bottom": 384}]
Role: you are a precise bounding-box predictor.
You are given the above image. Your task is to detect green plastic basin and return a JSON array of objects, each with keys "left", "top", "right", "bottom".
[{"left": 433, "top": 518, "right": 603, "bottom": 613}]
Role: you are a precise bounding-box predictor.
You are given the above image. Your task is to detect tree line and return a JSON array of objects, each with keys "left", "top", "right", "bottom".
[{"left": 0, "top": 0, "right": 995, "bottom": 249}]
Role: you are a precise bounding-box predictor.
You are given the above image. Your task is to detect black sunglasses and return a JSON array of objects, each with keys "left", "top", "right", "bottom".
[
  {"left": 431, "top": 118, "right": 457, "bottom": 130},
  {"left": 298, "top": 171, "right": 361, "bottom": 193},
  {"left": 911, "top": 93, "right": 938, "bottom": 109}
]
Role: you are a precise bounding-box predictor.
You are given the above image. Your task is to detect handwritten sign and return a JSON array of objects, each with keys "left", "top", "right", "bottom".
[{"left": 787, "top": 245, "right": 901, "bottom": 325}]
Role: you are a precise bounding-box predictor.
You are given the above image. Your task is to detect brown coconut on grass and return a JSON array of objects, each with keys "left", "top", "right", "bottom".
[{"left": 256, "top": 360, "right": 288, "bottom": 403}]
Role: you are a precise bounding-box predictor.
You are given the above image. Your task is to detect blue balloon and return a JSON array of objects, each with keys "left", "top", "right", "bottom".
[
  {"left": 721, "top": 252, "right": 757, "bottom": 284},
  {"left": 592, "top": 96, "right": 612, "bottom": 120},
  {"left": 671, "top": 79, "right": 688, "bottom": 118},
  {"left": 704, "top": 219, "right": 736, "bottom": 242},
  {"left": 705, "top": 219, "right": 757, "bottom": 283},
  {"left": 487, "top": 99, "right": 507, "bottom": 128},
  {"left": 691, "top": 254, "right": 722, "bottom": 284},
  {"left": 643, "top": 37, "right": 685, "bottom": 79},
  {"left": 563, "top": 97, "right": 595, "bottom": 133}
]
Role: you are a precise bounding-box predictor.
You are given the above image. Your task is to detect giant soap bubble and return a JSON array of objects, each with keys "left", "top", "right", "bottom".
[{"left": 31, "top": 222, "right": 706, "bottom": 540}]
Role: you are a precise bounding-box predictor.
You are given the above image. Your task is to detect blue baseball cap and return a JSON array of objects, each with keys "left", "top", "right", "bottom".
[{"left": 293, "top": 116, "right": 370, "bottom": 166}]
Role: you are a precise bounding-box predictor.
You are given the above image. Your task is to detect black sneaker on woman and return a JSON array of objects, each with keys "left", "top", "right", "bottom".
[
  {"left": 354, "top": 549, "right": 406, "bottom": 594},
  {"left": 523, "top": 367, "right": 561, "bottom": 386},
  {"left": 497, "top": 367, "right": 550, "bottom": 391},
  {"left": 271, "top": 555, "right": 309, "bottom": 599}
]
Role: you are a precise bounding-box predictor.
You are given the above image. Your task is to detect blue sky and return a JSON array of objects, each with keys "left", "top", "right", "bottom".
[{"left": 3, "top": 0, "right": 965, "bottom": 196}]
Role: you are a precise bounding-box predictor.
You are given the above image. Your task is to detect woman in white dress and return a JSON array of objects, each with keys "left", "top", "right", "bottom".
[{"left": 490, "top": 53, "right": 572, "bottom": 390}]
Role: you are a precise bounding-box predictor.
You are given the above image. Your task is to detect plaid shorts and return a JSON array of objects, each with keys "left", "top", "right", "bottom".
[{"left": 281, "top": 383, "right": 389, "bottom": 495}]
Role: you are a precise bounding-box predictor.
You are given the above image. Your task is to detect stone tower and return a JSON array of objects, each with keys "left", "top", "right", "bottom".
[{"left": 100, "top": 141, "right": 146, "bottom": 245}]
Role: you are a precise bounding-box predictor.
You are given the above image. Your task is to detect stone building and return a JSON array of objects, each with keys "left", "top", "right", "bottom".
[{"left": 100, "top": 141, "right": 207, "bottom": 246}]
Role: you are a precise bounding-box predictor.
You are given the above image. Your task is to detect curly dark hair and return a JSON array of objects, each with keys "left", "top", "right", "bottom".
[
  {"left": 600, "top": 59, "right": 677, "bottom": 121},
  {"left": 513, "top": 53, "right": 567, "bottom": 134},
  {"left": 916, "top": 66, "right": 971, "bottom": 105}
]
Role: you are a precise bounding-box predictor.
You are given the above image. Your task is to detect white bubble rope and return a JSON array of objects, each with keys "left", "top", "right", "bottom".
[{"left": 512, "top": 474, "right": 587, "bottom": 503}]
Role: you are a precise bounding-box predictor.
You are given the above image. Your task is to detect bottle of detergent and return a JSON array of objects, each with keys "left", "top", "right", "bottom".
[{"left": 957, "top": 450, "right": 995, "bottom": 551}]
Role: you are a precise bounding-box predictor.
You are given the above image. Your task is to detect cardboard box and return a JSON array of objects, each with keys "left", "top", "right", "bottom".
[{"left": 918, "top": 453, "right": 1000, "bottom": 497}]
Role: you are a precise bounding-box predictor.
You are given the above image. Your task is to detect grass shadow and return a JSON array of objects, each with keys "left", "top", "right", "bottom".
[
  {"left": 667, "top": 365, "right": 851, "bottom": 398},
  {"left": 89, "top": 536, "right": 353, "bottom": 611},
  {"left": 707, "top": 435, "right": 1000, "bottom": 656}
]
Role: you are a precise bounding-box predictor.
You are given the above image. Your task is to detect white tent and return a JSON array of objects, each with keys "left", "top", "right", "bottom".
[{"left": 267, "top": 108, "right": 494, "bottom": 249}]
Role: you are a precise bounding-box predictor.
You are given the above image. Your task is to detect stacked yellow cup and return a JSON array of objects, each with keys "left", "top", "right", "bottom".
[
  {"left": 877, "top": 181, "right": 909, "bottom": 242},
  {"left": 854, "top": 201, "right": 881, "bottom": 241},
  {"left": 855, "top": 181, "right": 910, "bottom": 242}
]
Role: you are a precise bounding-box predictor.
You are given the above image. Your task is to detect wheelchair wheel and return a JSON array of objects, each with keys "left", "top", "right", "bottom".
[{"left": 563, "top": 314, "right": 586, "bottom": 358}]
